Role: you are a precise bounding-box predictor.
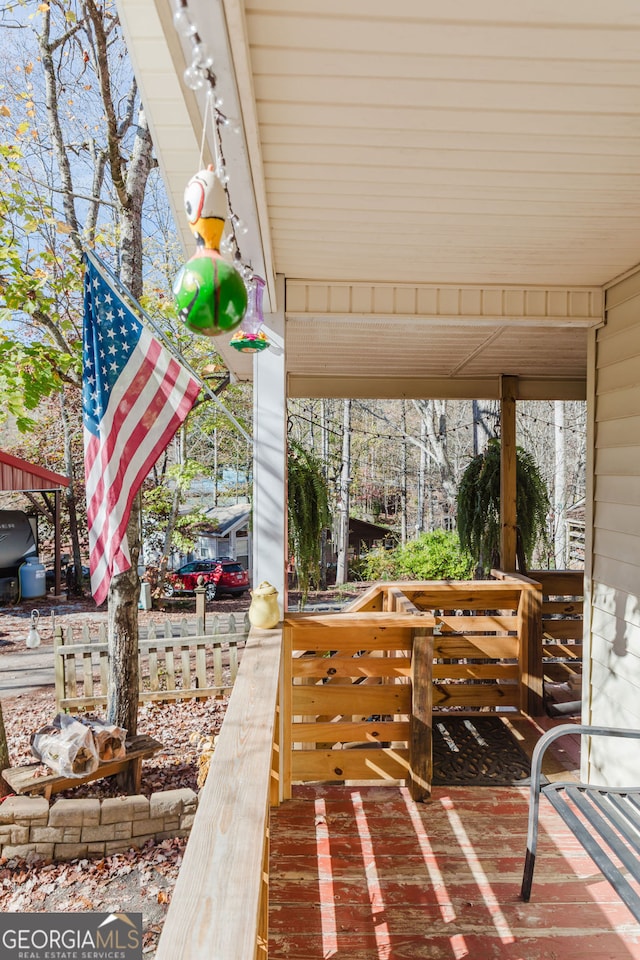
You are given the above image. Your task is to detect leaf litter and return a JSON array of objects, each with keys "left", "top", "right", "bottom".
[{"left": 0, "top": 682, "right": 229, "bottom": 956}]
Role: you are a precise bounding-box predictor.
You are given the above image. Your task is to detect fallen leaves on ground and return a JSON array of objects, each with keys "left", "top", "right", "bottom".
[
  {"left": 3, "top": 688, "right": 229, "bottom": 798},
  {"left": 0, "top": 836, "right": 188, "bottom": 955},
  {"left": 0, "top": 687, "right": 229, "bottom": 957}
]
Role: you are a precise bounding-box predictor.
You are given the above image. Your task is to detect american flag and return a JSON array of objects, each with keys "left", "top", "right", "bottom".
[{"left": 82, "top": 257, "right": 201, "bottom": 605}]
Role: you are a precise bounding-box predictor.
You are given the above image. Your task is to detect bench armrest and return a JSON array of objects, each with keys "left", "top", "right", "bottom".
[{"left": 529, "top": 724, "right": 640, "bottom": 795}]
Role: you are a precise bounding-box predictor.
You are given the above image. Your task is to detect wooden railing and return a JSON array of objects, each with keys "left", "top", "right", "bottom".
[
  {"left": 493, "top": 569, "right": 584, "bottom": 709},
  {"left": 282, "top": 609, "right": 434, "bottom": 801},
  {"left": 350, "top": 579, "right": 544, "bottom": 715},
  {"left": 536, "top": 570, "right": 584, "bottom": 686},
  {"left": 155, "top": 625, "right": 281, "bottom": 960},
  {"left": 53, "top": 614, "right": 249, "bottom": 711}
]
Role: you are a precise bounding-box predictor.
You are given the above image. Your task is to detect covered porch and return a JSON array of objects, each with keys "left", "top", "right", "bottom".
[{"left": 116, "top": 1, "right": 640, "bottom": 956}]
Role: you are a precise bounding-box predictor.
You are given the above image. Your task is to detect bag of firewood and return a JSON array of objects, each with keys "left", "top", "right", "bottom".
[
  {"left": 83, "top": 717, "right": 127, "bottom": 762},
  {"left": 31, "top": 713, "right": 100, "bottom": 777}
]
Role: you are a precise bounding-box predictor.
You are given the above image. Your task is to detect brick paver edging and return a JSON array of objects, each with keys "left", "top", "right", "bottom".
[{"left": 0, "top": 788, "right": 198, "bottom": 860}]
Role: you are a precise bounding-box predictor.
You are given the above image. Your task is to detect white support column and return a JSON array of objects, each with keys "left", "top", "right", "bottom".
[{"left": 252, "top": 274, "right": 287, "bottom": 615}]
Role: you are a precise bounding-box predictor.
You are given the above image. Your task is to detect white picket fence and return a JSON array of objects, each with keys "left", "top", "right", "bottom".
[{"left": 53, "top": 614, "right": 250, "bottom": 712}]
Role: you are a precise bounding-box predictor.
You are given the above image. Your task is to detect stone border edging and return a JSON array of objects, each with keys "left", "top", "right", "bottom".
[{"left": 0, "top": 788, "right": 198, "bottom": 861}]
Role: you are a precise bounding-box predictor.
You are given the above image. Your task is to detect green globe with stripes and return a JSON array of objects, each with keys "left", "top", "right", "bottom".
[{"left": 173, "top": 251, "right": 247, "bottom": 336}]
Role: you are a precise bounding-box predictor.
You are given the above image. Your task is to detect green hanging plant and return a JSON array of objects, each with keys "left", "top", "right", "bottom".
[
  {"left": 288, "top": 440, "right": 331, "bottom": 603},
  {"left": 457, "top": 438, "right": 550, "bottom": 575}
]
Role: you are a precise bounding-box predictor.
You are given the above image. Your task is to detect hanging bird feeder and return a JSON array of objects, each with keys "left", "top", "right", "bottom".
[{"left": 230, "top": 276, "right": 270, "bottom": 353}]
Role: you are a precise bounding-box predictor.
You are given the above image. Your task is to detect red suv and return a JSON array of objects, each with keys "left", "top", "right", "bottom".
[
  {"left": 163, "top": 560, "right": 222, "bottom": 601},
  {"left": 163, "top": 559, "right": 249, "bottom": 601},
  {"left": 216, "top": 559, "right": 250, "bottom": 598}
]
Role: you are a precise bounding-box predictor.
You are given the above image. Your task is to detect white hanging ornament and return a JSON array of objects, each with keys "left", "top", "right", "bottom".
[{"left": 26, "top": 609, "right": 41, "bottom": 648}]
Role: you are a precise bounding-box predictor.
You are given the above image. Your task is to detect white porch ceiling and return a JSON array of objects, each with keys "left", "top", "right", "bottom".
[{"left": 118, "top": 0, "right": 640, "bottom": 396}]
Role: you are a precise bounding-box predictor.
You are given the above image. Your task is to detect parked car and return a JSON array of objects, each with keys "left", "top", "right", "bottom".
[
  {"left": 214, "top": 559, "right": 250, "bottom": 598},
  {"left": 163, "top": 560, "right": 222, "bottom": 601},
  {"left": 163, "top": 559, "right": 249, "bottom": 601}
]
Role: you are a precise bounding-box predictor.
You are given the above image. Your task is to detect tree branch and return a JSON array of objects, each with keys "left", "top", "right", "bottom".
[
  {"left": 37, "top": 5, "right": 83, "bottom": 253},
  {"left": 117, "top": 78, "right": 137, "bottom": 138},
  {"left": 84, "top": 0, "right": 130, "bottom": 212},
  {"left": 85, "top": 141, "right": 109, "bottom": 241},
  {"left": 49, "top": 18, "right": 84, "bottom": 53}
]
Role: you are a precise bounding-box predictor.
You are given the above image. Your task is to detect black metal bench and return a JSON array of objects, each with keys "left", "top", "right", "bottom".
[{"left": 521, "top": 723, "right": 640, "bottom": 922}]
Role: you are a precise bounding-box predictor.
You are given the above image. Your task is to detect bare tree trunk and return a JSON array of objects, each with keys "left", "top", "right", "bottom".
[
  {"left": 554, "top": 400, "right": 566, "bottom": 568},
  {"left": 473, "top": 399, "right": 480, "bottom": 457},
  {"left": 120, "top": 107, "right": 154, "bottom": 299},
  {"left": 319, "top": 398, "right": 329, "bottom": 590},
  {"left": 336, "top": 399, "right": 351, "bottom": 585},
  {"left": 157, "top": 425, "right": 186, "bottom": 594},
  {"left": 107, "top": 498, "right": 141, "bottom": 744},
  {"left": 104, "top": 96, "right": 152, "bottom": 747},
  {"left": 416, "top": 417, "right": 427, "bottom": 535},
  {"left": 213, "top": 428, "right": 219, "bottom": 507},
  {"left": 412, "top": 399, "right": 457, "bottom": 506},
  {"left": 38, "top": 6, "right": 83, "bottom": 252},
  {"left": 59, "top": 391, "right": 84, "bottom": 595}
]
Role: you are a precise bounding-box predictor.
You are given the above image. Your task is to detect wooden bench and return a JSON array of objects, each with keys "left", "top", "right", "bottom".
[
  {"left": 2, "top": 734, "right": 163, "bottom": 799},
  {"left": 521, "top": 724, "right": 640, "bottom": 922}
]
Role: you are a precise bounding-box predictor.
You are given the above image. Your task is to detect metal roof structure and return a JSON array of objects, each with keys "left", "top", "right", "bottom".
[
  {"left": 0, "top": 451, "right": 68, "bottom": 595},
  {"left": 0, "top": 451, "right": 69, "bottom": 492}
]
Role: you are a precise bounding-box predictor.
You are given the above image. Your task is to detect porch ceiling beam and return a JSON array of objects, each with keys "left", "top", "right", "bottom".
[
  {"left": 287, "top": 312, "right": 599, "bottom": 330},
  {"left": 287, "top": 375, "right": 586, "bottom": 402},
  {"left": 285, "top": 280, "right": 604, "bottom": 327}
]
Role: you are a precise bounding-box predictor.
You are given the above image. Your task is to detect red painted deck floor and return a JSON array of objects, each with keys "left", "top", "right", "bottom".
[{"left": 269, "top": 726, "right": 640, "bottom": 959}]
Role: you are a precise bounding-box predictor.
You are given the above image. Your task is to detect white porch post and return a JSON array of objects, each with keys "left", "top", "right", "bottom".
[{"left": 252, "top": 274, "right": 287, "bottom": 615}]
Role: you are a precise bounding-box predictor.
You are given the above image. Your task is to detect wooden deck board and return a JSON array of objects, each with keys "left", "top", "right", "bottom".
[{"left": 269, "top": 759, "right": 640, "bottom": 958}]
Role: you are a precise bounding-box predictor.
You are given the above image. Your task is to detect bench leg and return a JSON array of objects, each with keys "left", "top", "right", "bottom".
[
  {"left": 521, "top": 784, "right": 543, "bottom": 901},
  {"left": 521, "top": 848, "right": 536, "bottom": 901},
  {"left": 131, "top": 757, "right": 143, "bottom": 794}
]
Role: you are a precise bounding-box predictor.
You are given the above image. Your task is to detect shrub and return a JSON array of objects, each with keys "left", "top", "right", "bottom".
[
  {"left": 359, "top": 546, "right": 399, "bottom": 581},
  {"left": 360, "top": 530, "right": 473, "bottom": 582},
  {"left": 395, "top": 530, "right": 475, "bottom": 581}
]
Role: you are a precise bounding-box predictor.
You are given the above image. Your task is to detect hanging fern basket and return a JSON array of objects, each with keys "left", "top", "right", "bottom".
[{"left": 456, "top": 438, "right": 550, "bottom": 576}]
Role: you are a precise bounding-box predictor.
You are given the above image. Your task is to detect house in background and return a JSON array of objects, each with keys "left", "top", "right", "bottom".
[
  {"left": 324, "top": 516, "right": 393, "bottom": 584},
  {"left": 347, "top": 517, "right": 394, "bottom": 560},
  {"left": 118, "top": 0, "right": 640, "bottom": 794},
  {"left": 197, "top": 501, "right": 252, "bottom": 575}
]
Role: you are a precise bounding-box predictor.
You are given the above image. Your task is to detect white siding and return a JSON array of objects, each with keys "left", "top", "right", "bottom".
[{"left": 589, "top": 268, "right": 640, "bottom": 785}]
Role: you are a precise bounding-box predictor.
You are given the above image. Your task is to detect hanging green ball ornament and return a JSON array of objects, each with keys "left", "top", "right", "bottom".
[
  {"left": 174, "top": 165, "right": 248, "bottom": 337},
  {"left": 173, "top": 249, "right": 247, "bottom": 336}
]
